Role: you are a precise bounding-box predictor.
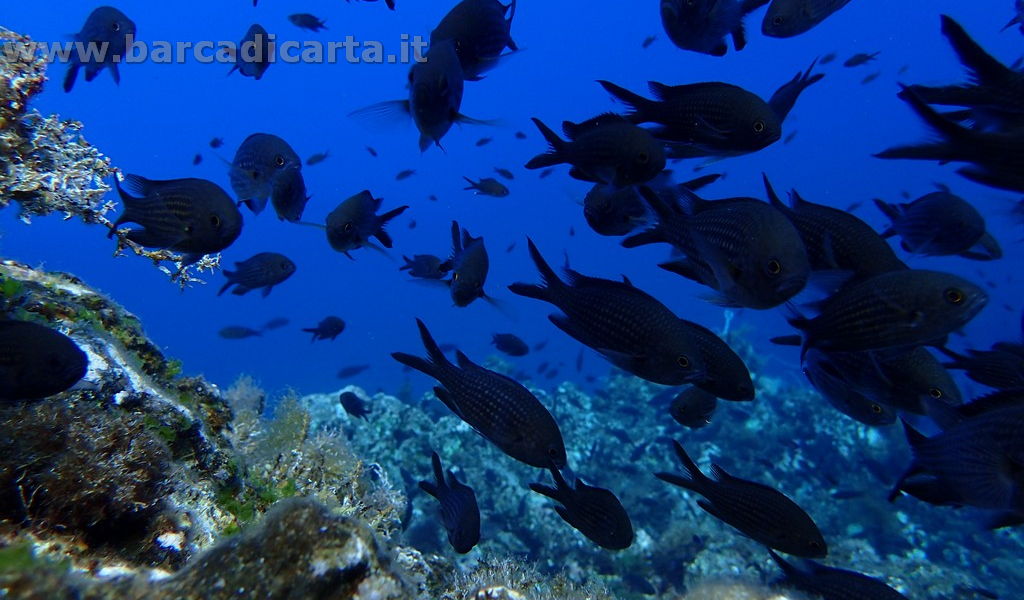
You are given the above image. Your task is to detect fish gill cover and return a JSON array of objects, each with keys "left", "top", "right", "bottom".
[{"left": 0, "top": 1, "right": 1023, "bottom": 599}]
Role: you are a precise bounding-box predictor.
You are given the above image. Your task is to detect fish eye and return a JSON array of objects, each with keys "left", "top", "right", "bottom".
[
  {"left": 274, "top": 155, "right": 287, "bottom": 168},
  {"left": 676, "top": 355, "right": 690, "bottom": 369},
  {"left": 944, "top": 288, "right": 964, "bottom": 304},
  {"left": 637, "top": 152, "right": 650, "bottom": 164},
  {"left": 547, "top": 448, "right": 559, "bottom": 457},
  {"left": 453, "top": 272, "right": 460, "bottom": 281},
  {"left": 809, "top": 540, "right": 822, "bottom": 550},
  {"left": 112, "top": 22, "right": 121, "bottom": 32},
  {"left": 870, "top": 404, "right": 883, "bottom": 414},
  {"left": 772, "top": 15, "right": 784, "bottom": 26},
  {"left": 928, "top": 387, "right": 943, "bottom": 399},
  {"left": 343, "top": 222, "right": 353, "bottom": 233},
  {"left": 766, "top": 259, "right": 782, "bottom": 275},
  {"left": 753, "top": 120, "right": 766, "bottom": 133}
]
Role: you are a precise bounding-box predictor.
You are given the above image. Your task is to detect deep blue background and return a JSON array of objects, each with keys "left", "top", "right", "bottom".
[{"left": 3, "top": 1, "right": 1021, "bottom": 400}]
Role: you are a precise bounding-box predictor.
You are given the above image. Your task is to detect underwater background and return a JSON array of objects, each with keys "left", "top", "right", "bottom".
[{"left": 2, "top": 0, "right": 1024, "bottom": 598}]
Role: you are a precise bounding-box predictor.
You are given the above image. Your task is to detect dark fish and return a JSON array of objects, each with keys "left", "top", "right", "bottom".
[
  {"left": 861, "top": 71, "right": 880, "bottom": 85},
  {"left": 830, "top": 489, "right": 863, "bottom": 500},
  {"left": 575, "top": 348, "right": 584, "bottom": 372},
  {"left": 494, "top": 167, "right": 515, "bottom": 180},
  {"left": 325, "top": 191, "right": 409, "bottom": 257},
  {"left": 444, "top": 222, "right": 491, "bottom": 307},
  {"left": 302, "top": 316, "right": 346, "bottom": 342},
  {"left": 492, "top": 333, "right": 529, "bottom": 357},
  {"left": 537, "top": 361, "right": 549, "bottom": 374},
  {"left": 768, "top": 550, "right": 908, "bottom": 600},
  {"left": 0, "top": 321, "right": 88, "bottom": 402},
  {"left": 514, "top": 131, "right": 527, "bottom": 140},
  {"left": 939, "top": 345, "right": 1024, "bottom": 390},
  {"left": 641, "top": 35, "right": 657, "bottom": 49},
  {"left": 784, "top": 131, "right": 798, "bottom": 144},
  {"left": 874, "top": 191, "right": 996, "bottom": 259},
  {"left": 529, "top": 467, "right": 634, "bottom": 550},
  {"left": 366, "top": 146, "right": 378, "bottom": 157},
  {"left": 463, "top": 177, "right": 510, "bottom": 197},
  {"left": 526, "top": 114, "right": 666, "bottom": 186},
  {"left": 218, "top": 252, "right": 296, "bottom": 297},
  {"left": 430, "top": 0, "right": 518, "bottom": 80},
  {"left": 1005, "top": 1, "right": 1024, "bottom": 34},
  {"left": 762, "top": 176, "right": 906, "bottom": 280},
  {"left": 261, "top": 317, "right": 290, "bottom": 331},
  {"left": 767, "top": 58, "right": 825, "bottom": 122},
  {"left": 669, "top": 388, "right": 718, "bottom": 429},
  {"left": 392, "top": 319, "right": 567, "bottom": 469},
  {"left": 269, "top": 165, "right": 310, "bottom": 223},
  {"left": 305, "top": 151, "right": 330, "bottom": 166},
  {"left": 538, "top": 168, "right": 554, "bottom": 179},
  {"left": 788, "top": 270, "right": 988, "bottom": 353},
  {"left": 505, "top": 241, "right": 516, "bottom": 253},
  {"left": 339, "top": 391, "right": 370, "bottom": 419},
  {"left": 209, "top": 137, "right": 224, "bottom": 149},
  {"left": 656, "top": 441, "right": 827, "bottom": 557},
  {"left": 419, "top": 452, "right": 480, "bottom": 553},
  {"left": 687, "top": 320, "right": 754, "bottom": 400},
  {"left": 802, "top": 349, "right": 898, "bottom": 426},
  {"left": 825, "top": 346, "right": 963, "bottom": 413},
  {"left": 229, "top": 133, "right": 302, "bottom": 216},
  {"left": 337, "top": 364, "right": 371, "bottom": 379},
  {"left": 475, "top": 137, "right": 493, "bottom": 147},
  {"left": 583, "top": 184, "right": 649, "bottom": 237},
  {"left": 509, "top": 239, "right": 706, "bottom": 386},
  {"left": 762, "top": 0, "right": 854, "bottom": 38},
  {"left": 400, "top": 254, "right": 449, "bottom": 279},
  {"left": 110, "top": 175, "right": 243, "bottom": 264},
  {"left": 843, "top": 52, "right": 879, "bottom": 67},
  {"left": 344, "top": 0, "right": 396, "bottom": 10},
  {"left": 599, "top": 80, "right": 781, "bottom": 158},
  {"left": 192, "top": 154, "right": 203, "bottom": 166},
  {"left": 64, "top": 7, "right": 136, "bottom": 93},
  {"left": 396, "top": 169, "right": 416, "bottom": 181},
  {"left": 534, "top": 340, "right": 548, "bottom": 351},
  {"left": 819, "top": 52, "right": 837, "bottom": 64},
  {"left": 428, "top": 195, "right": 439, "bottom": 202},
  {"left": 626, "top": 185, "right": 810, "bottom": 309},
  {"left": 288, "top": 13, "right": 327, "bottom": 32},
  {"left": 218, "top": 326, "right": 262, "bottom": 340},
  {"left": 229, "top": 24, "right": 273, "bottom": 80},
  {"left": 659, "top": 0, "right": 771, "bottom": 56}
]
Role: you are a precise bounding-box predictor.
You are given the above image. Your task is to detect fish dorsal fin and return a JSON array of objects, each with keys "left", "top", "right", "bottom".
[
  {"left": 561, "top": 113, "right": 630, "bottom": 139},
  {"left": 648, "top": 81, "right": 737, "bottom": 101},
  {"left": 455, "top": 350, "right": 476, "bottom": 370}
]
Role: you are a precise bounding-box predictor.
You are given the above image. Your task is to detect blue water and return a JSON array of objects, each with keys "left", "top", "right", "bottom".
[{"left": 2, "top": 0, "right": 1020, "bottom": 406}]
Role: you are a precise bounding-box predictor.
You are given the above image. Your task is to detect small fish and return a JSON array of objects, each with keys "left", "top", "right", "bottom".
[
  {"left": 63, "top": 7, "right": 137, "bottom": 93},
  {"left": 229, "top": 24, "right": 273, "bottom": 80},
  {"left": 861, "top": 71, "right": 880, "bottom": 84},
  {"left": 0, "top": 320, "right": 88, "bottom": 402},
  {"left": 428, "top": 194, "right": 439, "bottom": 202},
  {"left": 366, "top": 146, "right": 378, "bottom": 157},
  {"left": 475, "top": 137, "right": 493, "bottom": 147},
  {"left": 510, "top": 239, "right": 706, "bottom": 386},
  {"left": 392, "top": 319, "right": 567, "bottom": 469},
  {"left": 762, "top": 0, "right": 855, "bottom": 38},
  {"left": 493, "top": 333, "right": 529, "bottom": 356},
  {"left": 288, "top": 13, "right": 327, "bottom": 32},
  {"left": 337, "top": 364, "right": 371, "bottom": 379},
  {"left": 192, "top": 154, "right": 203, "bottom": 166},
  {"left": 843, "top": 51, "right": 880, "bottom": 67},
  {"left": 444, "top": 221, "right": 492, "bottom": 307},
  {"left": 656, "top": 440, "right": 827, "bottom": 557},
  {"left": 396, "top": 169, "right": 416, "bottom": 181},
  {"left": 874, "top": 191, "right": 996, "bottom": 259},
  {"left": 534, "top": 340, "right": 548, "bottom": 351},
  {"left": 269, "top": 165, "right": 310, "bottom": 223},
  {"left": 110, "top": 175, "right": 243, "bottom": 264},
  {"left": 659, "top": 0, "right": 770, "bottom": 56},
  {"left": 305, "top": 151, "right": 330, "bottom": 166},
  {"left": 669, "top": 388, "right": 717, "bottom": 429},
  {"left": 641, "top": 35, "right": 656, "bottom": 49},
  {"left": 261, "top": 317, "right": 290, "bottom": 331},
  {"left": 339, "top": 391, "right": 371, "bottom": 419},
  {"left": 218, "top": 326, "right": 262, "bottom": 340},
  {"left": 218, "top": 252, "right": 297, "bottom": 297},
  {"left": 539, "top": 168, "right": 554, "bottom": 179},
  {"left": 463, "top": 177, "right": 510, "bottom": 197},
  {"left": 529, "top": 467, "right": 634, "bottom": 550},
  {"left": 514, "top": 131, "right": 527, "bottom": 140},
  {"left": 784, "top": 131, "right": 798, "bottom": 144},
  {"left": 802, "top": 349, "right": 898, "bottom": 426},
  {"left": 505, "top": 241, "right": 516, "bottom": 253},
  {"left": 526, "top": 114, "right": 666, "bottom": 186},
  {"left": 209, "top": 137, "right": 224, "bottom": 149},
  {"left": 400, "top": 254, "right": 449, "bottom": 279},
  {"left": 325, "top": 191, "right": 409, "bottom": 258},
  {"left": 229, "top": 133, "right": 302, "bottom": 217},
  {"left": 819, "top": 52, "right": 837, "bottom": 64},
  {"left": 302, "top": 316, "right": 346, "bottom": 342},
  {"left": 494, "top": 167, "right": 515, "bottom": 180},
  {"left": 419, "top": 451, "right": 480, "bottom": 554},
  {"left": 767, "top": 58, "right": 825, "bottom": 122},
  {"left": 768, "top": 550, "right": 908, "bottom": 599}
]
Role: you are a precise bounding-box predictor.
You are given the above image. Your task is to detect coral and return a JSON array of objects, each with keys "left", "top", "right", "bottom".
[
  {"left": 681, "top": 580, "right": 808, "bottom": 600},
  {"left": 0, "top": 27, "right": 220, "bottom": 289}
]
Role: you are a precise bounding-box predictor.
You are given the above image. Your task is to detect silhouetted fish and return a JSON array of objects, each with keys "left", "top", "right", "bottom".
[
  {"left": 0, "top": 321, "right": 88, "bottom": 402},
  {"left": 218, "top": 252, "right": 296, "bottom": 297},
  {"left": 492, "top": 333, "right": 529, "bottom": 356},
  {"left": 530, "top": 467, "right": 634, "bottom": 550},
  {"left": 419, "top": 451, "right": 480, "bottom": 553},
  {"left": 302, "top": 317, "right": 346, "bottom": 342},
  {"left": 339, "top": 391, "right": 371, "bottom": 420},
  {"left": 64, "top": 7, "right": 136, "bottom": 93},
  {"left": 768, "top": 549, "right": 908, "bottom": 599},
  {"left": 325, "top": 191, "right": 408, "bottom": 258}
]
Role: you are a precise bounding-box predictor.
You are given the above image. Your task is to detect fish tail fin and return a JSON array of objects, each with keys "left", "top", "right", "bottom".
[
  {"left": 596, "top": 80, "right": 651, "bottom": 121},
  {"left": 449, "top": 221, "right": 464, "bottom": 257},
  {"left": 766, "top": 549, "right": 800, "bottom": 577},
  {"left": 462, "top": 176, "right": 477, "bottom": 190},
  {"left": 217, "top": 273, "right": 235, "bottom": 297},
  {"left": 762, "top": 174, "right": 786, "bottom": 210},
  {"left": 508, "top": 238, "right": 563, "bottom": 301},
  {"left": 680, "top": 173, "right": 722, "bottom": 193},
  {"left": 940, "top": 14, "right": 1012, "bottom": 86},
  {"left": 374, "top": 205, "right": 409, "bottom": 248},
  {"left": 524, "top": 118, "right": 567, "bottom": 169},
  {"left": 391, "top": 318, "right": 452, "bottom": 380},
  {"left": 418, "top": 451, "right": 447, "bottom": 498},
  {"left": 654, "top": 440, "right": 707, "bottom": 493},
  {"left": 63, "top": 62, "right": 81, "bottom": 93},
  {"left": 895, "top": 84, "right": 972, "bottom": 145}
]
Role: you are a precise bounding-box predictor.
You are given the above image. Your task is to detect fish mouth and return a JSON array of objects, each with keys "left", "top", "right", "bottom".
[
  {"left": 961, "top": 292, "right": 989, "bottom": 320},
  {"left": 774, "top": 276, "right": 808, "bottom": 300}
]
